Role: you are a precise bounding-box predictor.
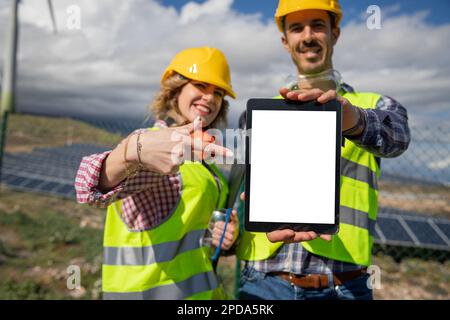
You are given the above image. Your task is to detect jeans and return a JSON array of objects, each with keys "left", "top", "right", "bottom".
[{"left": 239, "top": 266, "right": 373, "bottom": 300}]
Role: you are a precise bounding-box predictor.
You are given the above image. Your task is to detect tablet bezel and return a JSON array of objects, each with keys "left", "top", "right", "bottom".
[{"left": 244, "top": 98, "right": 342, "bottom": 234}]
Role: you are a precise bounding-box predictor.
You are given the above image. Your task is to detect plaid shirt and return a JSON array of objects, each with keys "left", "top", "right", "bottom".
[
  {"left": 75, "top": 121, "right": 182, "bottom": 231},
  {"left": 246, "top": 83, "right": 411, "bottom": 275}
]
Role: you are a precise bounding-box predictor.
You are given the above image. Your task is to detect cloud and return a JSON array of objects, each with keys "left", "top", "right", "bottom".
[
  {"left": 0, "top": 0, "right": 284, "bottom": 124},
  {"left": 334, "top": 10, "right": 450, "bottom": 126},
  {"left": 180, "top": 0, "right": 233, "bottom": 24},
  {"left": 0, "top": 0, "right": 448, "bottom": 128}
]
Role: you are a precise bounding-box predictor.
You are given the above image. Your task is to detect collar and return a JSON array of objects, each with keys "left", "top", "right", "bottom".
[
  {"left": 154, "top": 119, "right": 169, "bottom": 129},
  {"left": 155, "top": 116, "right": 180, "bottom": 129},
  {"left": 339, "top": 82, "right": 355, "bottom": 94}
]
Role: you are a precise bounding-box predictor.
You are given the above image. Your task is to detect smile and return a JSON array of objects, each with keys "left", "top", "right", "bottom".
[
  {"left": 193, "top": 104, "right": 212, "bottom": 116},
  {"left": 300, "top": 47, "right": 322, "bottom": 56}
]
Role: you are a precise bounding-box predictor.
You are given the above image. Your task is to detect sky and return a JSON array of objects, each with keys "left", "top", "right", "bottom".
[
  {"left": 164, "top": 0, "right": 450, "bottom": 26},
  {"left": 0, "top": 0, "right": 449, "bottom": 127}
]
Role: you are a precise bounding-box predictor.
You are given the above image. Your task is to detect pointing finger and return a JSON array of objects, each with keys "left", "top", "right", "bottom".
[{"left": 200, "top": 143, "right": 234, "bottom": 159}]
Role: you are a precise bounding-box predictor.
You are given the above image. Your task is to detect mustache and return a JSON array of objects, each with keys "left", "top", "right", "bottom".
[{"left": 297, "top": 41, "right": 322, "bottom": 53}]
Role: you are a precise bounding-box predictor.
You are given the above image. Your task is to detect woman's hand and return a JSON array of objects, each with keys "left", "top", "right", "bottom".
[
  {"left": 127, "top": 117, "right": 233, "bottom": 175},
  {"left": 211, "top": 210, "right": 239, "bottom": 250}
]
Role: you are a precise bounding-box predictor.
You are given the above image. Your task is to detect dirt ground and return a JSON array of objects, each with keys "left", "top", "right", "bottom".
[
  {"left": 0, "top": 184, "right": 448, "bottom": 300},
  {"left": 216, "top": 254, "right": 450, "bottom": 300}
]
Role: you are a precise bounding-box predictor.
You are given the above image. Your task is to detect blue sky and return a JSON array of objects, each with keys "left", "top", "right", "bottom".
[
  {"left": 161, "top": 0, "right": 450, "bottom": 26},
  {"left": 1, "top": 0, "right": 449, "bottom": 126}
]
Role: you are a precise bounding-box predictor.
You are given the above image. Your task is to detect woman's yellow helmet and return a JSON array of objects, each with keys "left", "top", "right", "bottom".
[{"left": 161, "top": 47, "right": 236, "bottom": 99}]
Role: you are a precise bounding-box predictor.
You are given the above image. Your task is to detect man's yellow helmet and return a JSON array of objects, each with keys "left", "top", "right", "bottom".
[
  {"left": 161, "top": 47, "right": 236, "bottom": 99},
  {"left": 275, "top": 0, "right": 343, "bottom": 32}
]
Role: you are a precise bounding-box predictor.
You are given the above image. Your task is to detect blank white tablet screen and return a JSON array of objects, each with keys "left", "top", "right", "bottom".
[{"left": 249, "top": 110, "right": 337, "bottom": 224}]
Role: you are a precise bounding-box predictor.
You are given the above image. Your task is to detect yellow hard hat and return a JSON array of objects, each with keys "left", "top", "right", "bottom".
[
  {"left": 161, "top": 47, "right": 236, "bottom": 99},
  {"left": 275, "top": 0, "right": 343, "bottom": 32}
]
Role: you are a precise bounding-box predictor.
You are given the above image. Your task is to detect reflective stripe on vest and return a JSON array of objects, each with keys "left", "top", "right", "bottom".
[
  {"left": 103, "top": 270, "right": 218, "bottom": 300},
  {"left": 340, "top": 206, "right": 376, "bottom": 236},
  {"left": 104, "top": 229, "right": 206, "bottom": 266},
  {"left": 102, "top": 135, "right": 229, "bottom": 300},
  {"left": 236, "top": 91, "right": 381, "bottom": 266},
  {"left": 341, "top": 157, "right": 378, "bottom": 190}
]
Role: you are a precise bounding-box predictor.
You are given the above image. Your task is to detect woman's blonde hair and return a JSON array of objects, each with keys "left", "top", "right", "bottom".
[{"left": 150, "top": 73, "right": 229, "bottom": 129}]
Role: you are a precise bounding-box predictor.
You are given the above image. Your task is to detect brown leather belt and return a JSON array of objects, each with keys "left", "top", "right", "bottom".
[{"left": 270, "top": 268, "right": 367, "bottom": 289}]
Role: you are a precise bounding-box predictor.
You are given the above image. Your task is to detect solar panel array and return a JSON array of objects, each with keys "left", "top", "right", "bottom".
[
  {"left": 1, "top": 143, "right": 449, "bottom": 254},
  {"left": 375, "top": 210, "right": 450, "bottom": 252},
  {"left": 2, "top": 144, "right": 108, "bottom": 198}
]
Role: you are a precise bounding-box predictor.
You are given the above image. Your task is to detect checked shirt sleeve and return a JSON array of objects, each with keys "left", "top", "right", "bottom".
[
  {"left": 350, "top": 95, "right": 411, "bottom": 158},
  {"left": 74, "top": 151, "right": 164, "bottom": 208}
]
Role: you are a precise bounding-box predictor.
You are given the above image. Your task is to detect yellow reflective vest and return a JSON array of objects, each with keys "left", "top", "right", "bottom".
[
  {"left": 102, "top": 129, "right": 229, "bottom": 300},
  {"left": 237, "top": 91, "right": 381, "bottom": 267}
]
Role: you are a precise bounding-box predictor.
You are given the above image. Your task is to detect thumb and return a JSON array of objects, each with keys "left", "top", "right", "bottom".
[{"left": 230, "top": 210, "right": 238, "bottom": 223}]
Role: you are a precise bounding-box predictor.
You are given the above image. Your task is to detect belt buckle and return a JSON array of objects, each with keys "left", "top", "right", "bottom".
[
  {"left": 286, "top": 273, "right": 326, "bottom": 289},
  {"left": 308, "top": 274, "right": 323, "bottom": 289}
]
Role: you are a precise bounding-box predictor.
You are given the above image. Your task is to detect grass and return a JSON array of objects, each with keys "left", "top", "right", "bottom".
[
  {"left": 6, "top": 113, "right": 123, "bottom": 153},
  {"left": 1, "top": 186, "right": 449, "bottom": 300},
  {"left": 0, "top": 187, "right": 238, "bottom": 300},
  {"left": 0, "top": 113, "right": 117, "bottom": 300},
  {"left": 0, "top": 188, "right": 104, "bottom": 300},
  {"left": 0, "top": 279, "right": 59, "bottom": 300},
  {"left": 372, "top": 253, "right": 450, "bottom": 300},
  {"left": 379, "top": 180, "right": 450, "bottom": 219},
  {"left": 216, "top": 256, "right": 240, "bottom": 299}
]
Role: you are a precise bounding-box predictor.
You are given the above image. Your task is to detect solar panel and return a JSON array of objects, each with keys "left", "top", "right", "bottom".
[
  {"left": 434, "top": 223, "right": 450, "bottom": 245},
  {"left": 39, "top": 181, "right": 62, "bottom": 193},
  {"left": 1, "top": 143, "right": 450, "bottom": 254},
  {"left": 375, "top": 211, "right": 450, "bottom": 251},
  {"left": 376, "top": 215, "right": 414, "bottom": 243},
  {"left": 407, "top": 220, "right": 447, "bottom": 247},
  {"left": 21, "top": 178, "right": 46, "bottom": 189},
  {"left": 3, "top": 174, "right": 27, "bottom": 186},
  {"left": 54, "top": 184, "right": 76, "bottom": 196},
  {"left": 1, "top": 144, "right": 111, "bottom": 198}
]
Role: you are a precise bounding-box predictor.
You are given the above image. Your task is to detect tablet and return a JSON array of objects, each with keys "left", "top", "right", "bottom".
[{"left": 245, "top": 99, "right": 341, "bottom": 234}]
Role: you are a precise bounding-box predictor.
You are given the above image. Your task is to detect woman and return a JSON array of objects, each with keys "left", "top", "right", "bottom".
[{"left": 75, "top": 47, "right": 239, "bottom": 300}]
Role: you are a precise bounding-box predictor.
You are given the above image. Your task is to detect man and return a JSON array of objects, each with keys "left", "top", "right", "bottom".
[{"left": 235, "top": 0, "right": 410, "bottom": 300}]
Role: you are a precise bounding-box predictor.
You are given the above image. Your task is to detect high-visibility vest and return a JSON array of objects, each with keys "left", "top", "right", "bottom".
[
  {"left": 102, "top": 129, "right": 229, "bottom": 300},
  {"left": 236, "top": 91, "right": 381, "bottom": 267}
]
